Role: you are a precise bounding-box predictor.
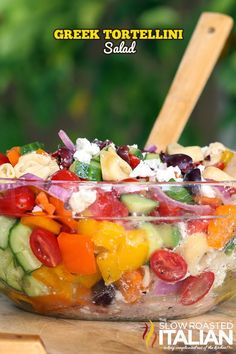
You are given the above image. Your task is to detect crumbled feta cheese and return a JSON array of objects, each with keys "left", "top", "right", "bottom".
[
  {"left": 130, "top": 160, "right": 156, "bottom": 178},
  {"left": 177, "top": 222, "right": 188, "bottom": 240},
  {"left": 115, "top": 290, "right": 125, "bottom": 302},
  {"left": 201, "top": 185, "right": 216, "bottom": 198},
  {"left": 32, "top": 205, "right": 43, "bottom": 213},
  {"left": 156, "top": 165, "right": 182, "bottom": 182},
  {"left": 130, "top": 159, "right": 182, "bottom": 181},
  {"left": 69, "top": 188, "right": 97, "bottom": 213},
  {"left": 141, "top": 265, "right": 151, "bottom": 288},
  {"left": 73, "top": 138, "right": 100, "bottom": 164},
  {"left": 198, "top": 164, "right": 205, "bottom": 173},
  {"left": 128, "top": 144, "right": 138, "bottom": 149}
]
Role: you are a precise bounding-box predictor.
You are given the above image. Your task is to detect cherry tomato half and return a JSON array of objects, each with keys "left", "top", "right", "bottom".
[
  {"left": 0, "top": 153, "right": 9, "bottom": 166},
  {"left": 158, "top": 201, "right": 182, "bottom": 217},
  {"left": 89, "top": 189, "right": 129, "bottom": 218},
  {"left": 187, "top": 219, "right": 209, "bottom": 235},
  {"left": 179, "top": 271, "right": 215, "bottom": 305},
  {"left": 128, "top": 154, "right": 140, "bottom": 169},
  {"left": 120, "top": 178, "right": 139, "bottom": 183},
  {"left": 150, "top": 249, "right": 187, "bottom": 282},
  {"left": 51, "top": 169, "right": 80, "bottom": 181},
  {"left": 30, "top": 228, "right": 62, "bottom": 267},
  {"left": 0, "top": 186, "right": 35, "bottom": 217}
]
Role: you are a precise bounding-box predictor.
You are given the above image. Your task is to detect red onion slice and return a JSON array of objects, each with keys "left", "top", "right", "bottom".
[
  {"left": 21, "top": 173, "right": 72, "bottom": 202},
  {"left": 47, "top": 185, "right": 72, "bottom": 203},
  {"left": 58, "top": 130, "right": 76, "bottom": 152},
  {"left": 152, "top": 187, "right": 213, "bottom": 215},
  {"left": 144, "top": 145, "right": 157, "bottom": 153},
  {"left": 213, "top": 185, "right": 232, "bottom": 204},
  {"left": 20, "top": 173, "right": 43, "bottom": 181},
  {"left": 153, "top": 279, "right": 181, "bottom": 295}
]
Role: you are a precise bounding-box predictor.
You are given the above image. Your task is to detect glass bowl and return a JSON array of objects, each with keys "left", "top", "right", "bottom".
[{"left": 0, "top": 178, "right": 236, "bottom": 321}]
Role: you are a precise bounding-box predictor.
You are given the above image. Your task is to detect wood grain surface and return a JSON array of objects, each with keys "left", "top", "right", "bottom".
[
  {"left": 145, "top": 12, "right": 233, "bottom": 151},
  {"left": 0, "top": 294, "right": 235, "bottom": 354}
]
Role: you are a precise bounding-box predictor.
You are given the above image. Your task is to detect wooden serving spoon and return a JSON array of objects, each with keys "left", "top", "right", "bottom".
[{"left": 145, "top": 12, "right": 233, "bottom": 151}]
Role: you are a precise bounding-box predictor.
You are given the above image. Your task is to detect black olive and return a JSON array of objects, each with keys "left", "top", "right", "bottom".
[
  {"left": 160, "top": 152, "right": 193, "bottom": 174},
  {"left": 92, "top": 280, "right": 116, "bottom": 306},
  {"left": 184, "top": 168, "right": 201, "bottom": 195}
]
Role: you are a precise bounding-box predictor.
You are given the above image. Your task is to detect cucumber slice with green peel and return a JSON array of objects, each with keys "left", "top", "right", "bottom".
[
  {"left": 92, "top": 153, "right": 100, "bottom": 163},
  {"left": 10, "top": 223, "right": 32, "bottom": 253},
  {"left": 120, "top": 194, "right": 158, "bottom": 215},
  {"left": 22, "top": 275, "right": 50, "bottom": 297},
  {"left": 144, "top": 153, "right": 160, "bottom": 160},
  {"left": 16, "top": 249, "right": 42, "bottom": 273},
  {"left": 140, "top": 223, "right": 163, "bottom": 257},
  {"left": 0, "top": 248, "right": 14, "bottom": 281},
  {"left": 155, "top": 224, "right": 181, "bottom": 248},
  {"left": 0, "top": 216, "right": 17, "bottom": 249},
  {"left": 6, "top": 260, "right": 24, "bottom": 291},
  {"left": 9, "top": 223, "right": 42, "bottom": 272},
  {"left": 70, "top": 160, "right": 102, "bottom": 181},
  {"left": 129, "top": 147, "right": 143, "bottom": 160},
  {"left": 20, "top": 141, "right": 44, "bottom": 155}
]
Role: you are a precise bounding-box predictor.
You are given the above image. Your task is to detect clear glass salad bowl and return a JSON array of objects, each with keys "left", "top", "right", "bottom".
[{"left": 0, "top": 178, "right": 236, "bottom": 320}]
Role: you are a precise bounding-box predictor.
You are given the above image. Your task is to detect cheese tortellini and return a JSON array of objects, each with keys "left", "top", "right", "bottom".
[
  {"left": 0, "top": 163, "right": 16, "bottom": 180},
  {"left": 14, "top": 153, "right": 59, "bottom": 179}
]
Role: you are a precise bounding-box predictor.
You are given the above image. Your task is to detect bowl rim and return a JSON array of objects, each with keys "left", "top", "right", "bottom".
[{"left": 0, "top": 177, "right": 236, "bottom": 186}]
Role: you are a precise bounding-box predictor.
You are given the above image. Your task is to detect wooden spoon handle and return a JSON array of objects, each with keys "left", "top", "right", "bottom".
[{"left": 145, "top": 12, "right": 233, "bottom": 151}]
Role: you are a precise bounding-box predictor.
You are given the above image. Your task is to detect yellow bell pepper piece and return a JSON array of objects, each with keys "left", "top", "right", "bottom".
[
  {"left": 96, "top": 251, "right": 123, "bottom": 284},
  {"left": 77, "top": 219, "right": 100, "bottom": 237},
  {"left": 118, "top": 229, "right": 148, "bottom": 272},
  {"left": 92, "top": 221, "right": 125, "bottom": 251},
  {"left": 21, "top": 216, "right": 61, "bottom": 234},
  {"left": 76, "top": 272, "right": 102, "bottom": 288},
  {"left": 78, "top": 219, "right": 125, "bottom": 251},
  {"left": 97, "top": 229, "right": 148, "bottom": 284},
  {"left": 221, "top": 150, "right": 234, "bottom": 165}
]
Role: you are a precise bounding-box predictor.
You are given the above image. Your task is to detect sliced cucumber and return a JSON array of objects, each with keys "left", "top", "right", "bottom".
[
  {"left": 120, "top": 194, "right": 158, "bottom": 215},
  {"left": 16, "top": 250, "right": 42, "bottom": 273},
  {"left": 20, "top": 141, "right": 44, "bottom": 155},
  {"left": 70, "top": 160, "right": 102, "bottom": 181},
  {"left": 155, "top": 224, "right": 181, "bottom": 249},
  {"left": 6, "top": 260, "right": 24, "bottom": 291},
  {"left": 145, "top": 153, "right": 160, "bottom": 160},
  {"left": 0, "top": 216, "right": 17, "bottom": 249},
  {"left": 140, "top": 222, "right": 163, "bottom": 256},
  {"left": 129, "top": 147, "right": 143, "bottom": 160},
  {"left": 9, "top": 223, "right": 42, "bottom": 272},
  {"left": 0, "top": 248, "right": 14, "bottom": 281},
  {"left": 22, "top": 275, "right": 50, "bottom": 297}
]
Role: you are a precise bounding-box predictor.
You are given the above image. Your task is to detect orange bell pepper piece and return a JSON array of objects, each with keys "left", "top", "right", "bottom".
[
  {"left": 6, "top": 146, "right": 21, "bottom": 166},
  {"left": 49, "top": 196, "right": 78, "bottom": 231},
  {"left": 116, "top": 269, "right": 143, "bottom": 303},
  {"left": 36, "top": 191, "right": 56, "bottom": 215},
  {"left": 207, "top": 205, "right": 236, "bottom": 248},
  {"left": 194, "top": 195, "right": 222, "bottom": 208},
  {"left": 21, "top": 216, "right": 61, "bottom": 234},
  {"left": 58, "top": 232, "right": 97, "bottom": 275}
]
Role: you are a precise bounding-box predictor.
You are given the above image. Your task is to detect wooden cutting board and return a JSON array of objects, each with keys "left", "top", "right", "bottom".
[{"left": 0, "top": 294, "right": 235, "bottom": 354}]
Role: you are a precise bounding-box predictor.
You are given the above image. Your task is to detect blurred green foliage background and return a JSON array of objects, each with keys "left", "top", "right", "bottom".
[{"left": 0, "top": 0, "right": 236, "bottom": 152}]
